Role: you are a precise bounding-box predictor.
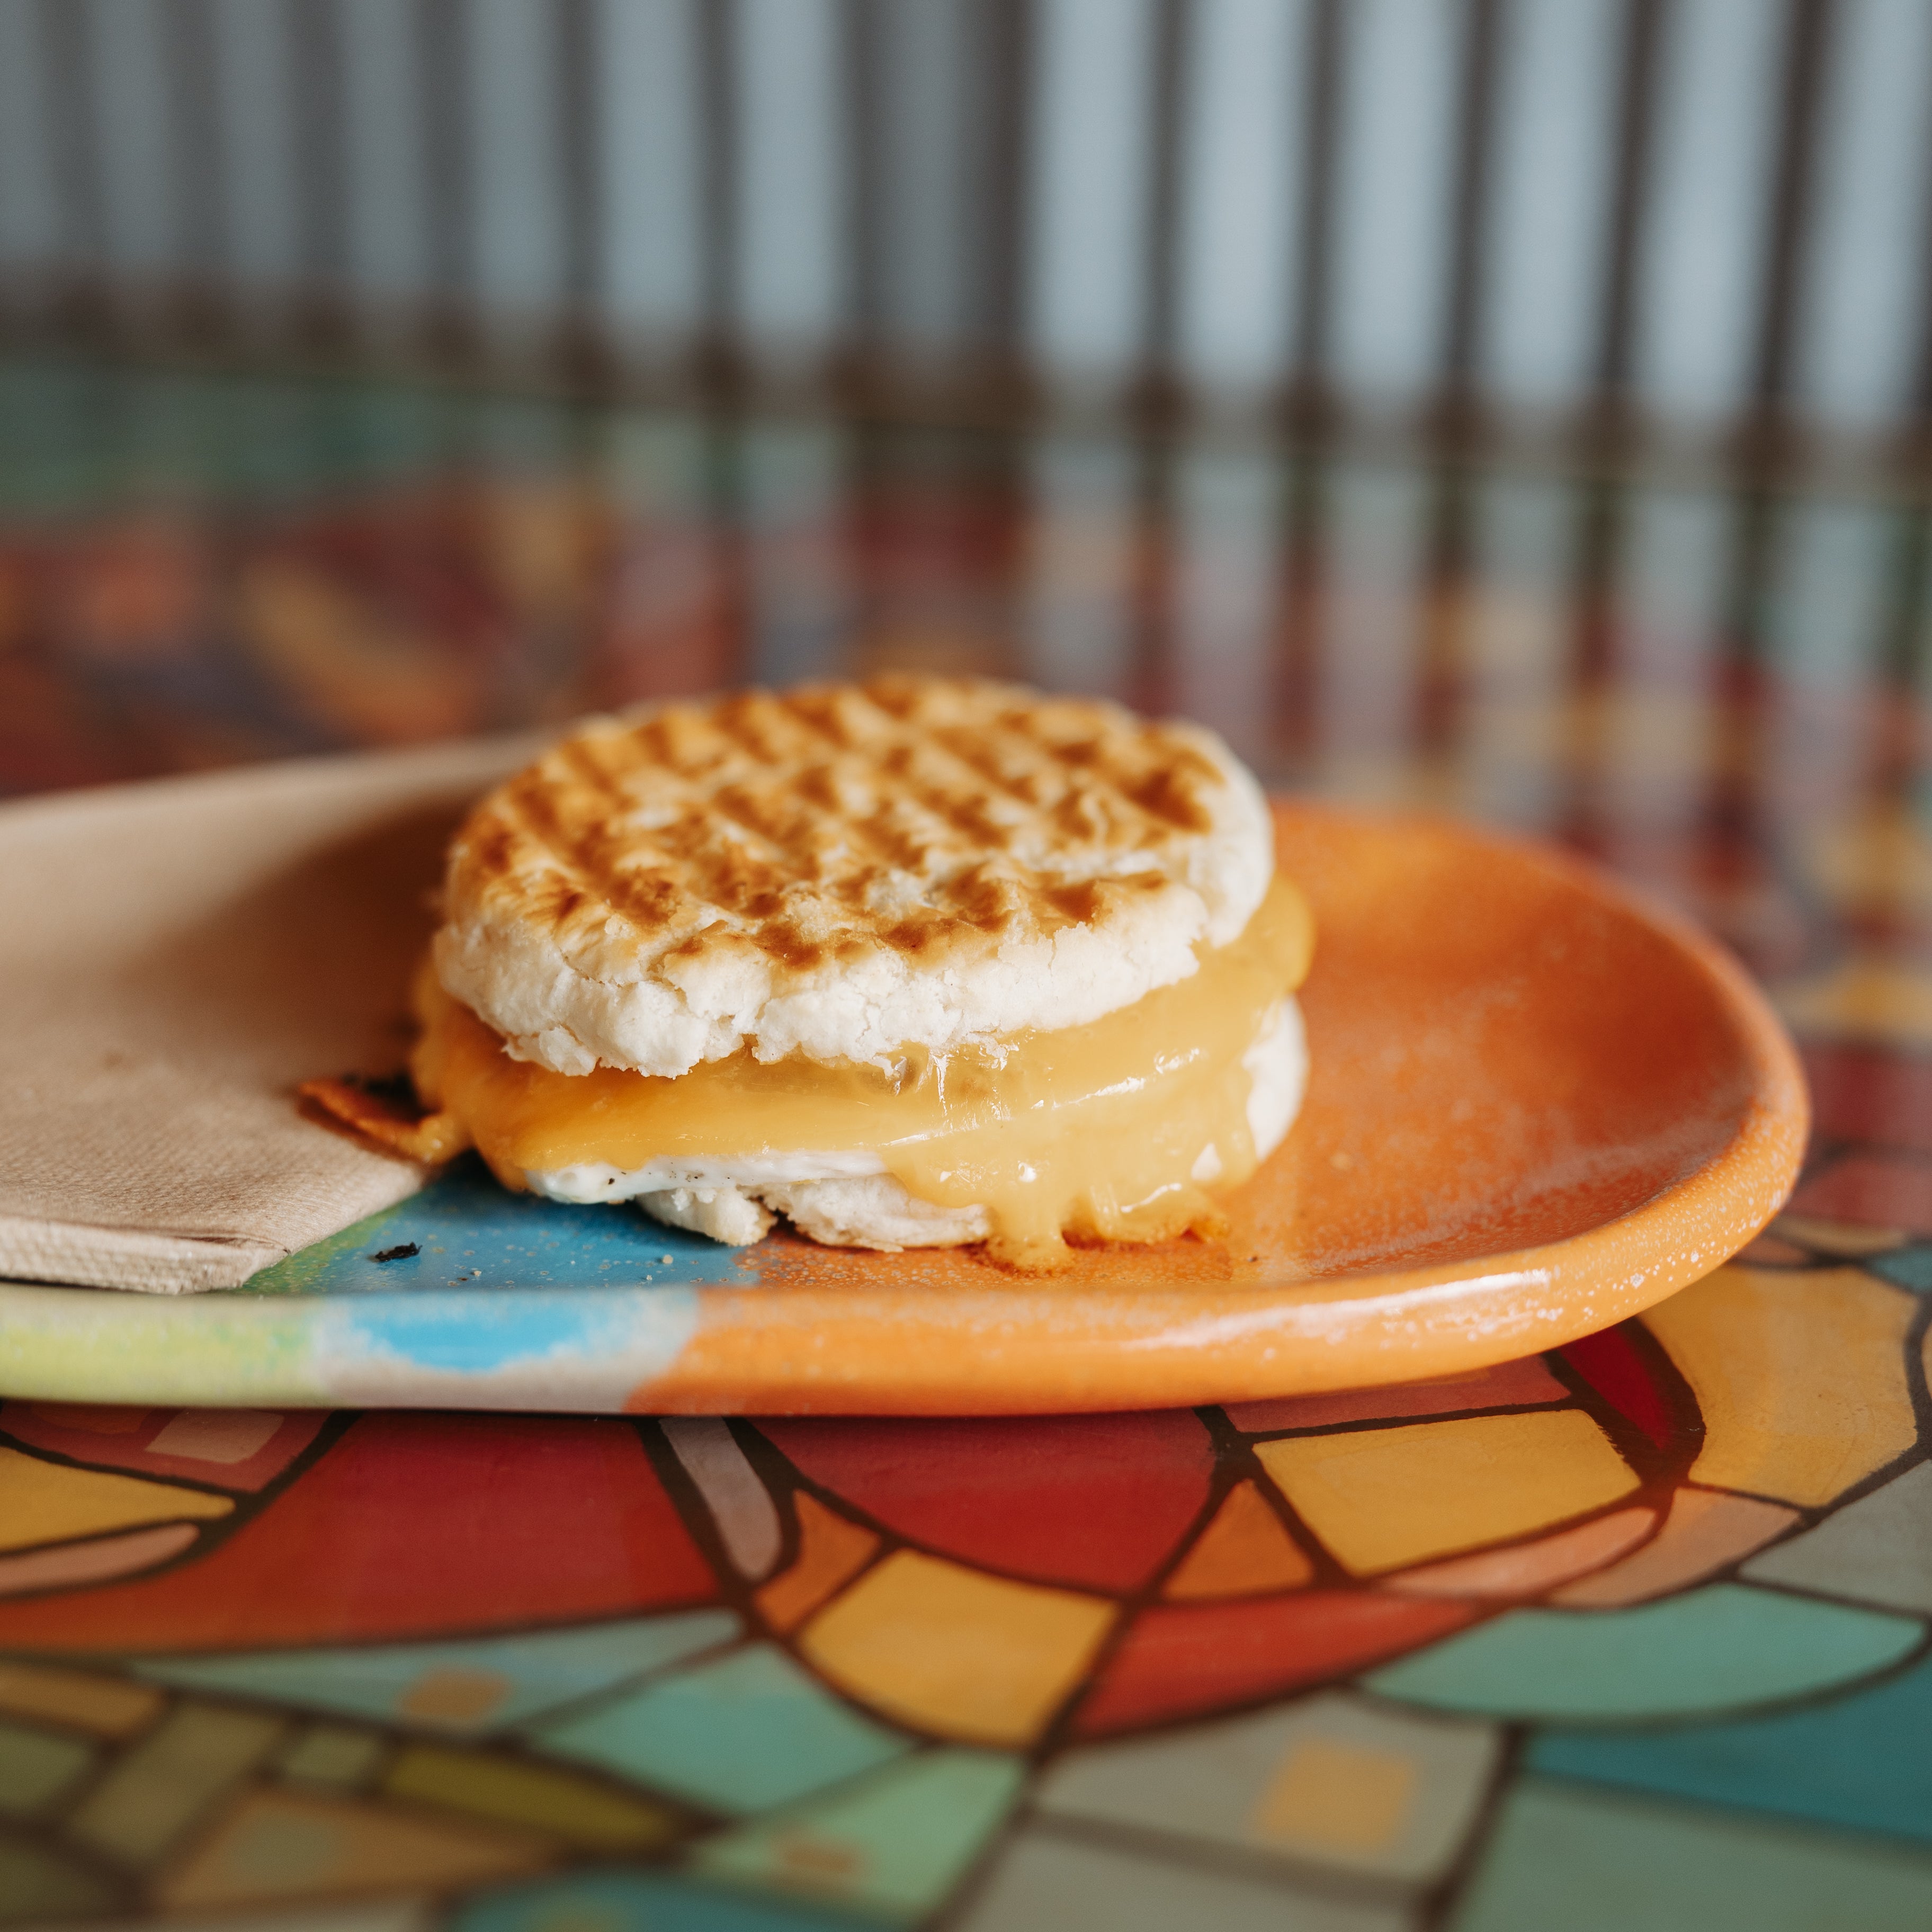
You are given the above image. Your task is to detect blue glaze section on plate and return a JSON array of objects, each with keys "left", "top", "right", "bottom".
[
  {"left": 326, "top": 1285, "right": 696, "bottom": 1374},
  {"left": 240, "top": 1155, "right": 752, "bottom": 1295}
]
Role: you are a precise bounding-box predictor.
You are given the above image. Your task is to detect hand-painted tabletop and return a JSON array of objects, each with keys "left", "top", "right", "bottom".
[{"left": 6, "top": 358, "right": 1932, "bottom": 1930}]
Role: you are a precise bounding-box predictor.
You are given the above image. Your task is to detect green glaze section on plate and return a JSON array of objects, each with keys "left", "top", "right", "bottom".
[{"left": 0, "top": 1285, "right": 320, "bottom": 1405}]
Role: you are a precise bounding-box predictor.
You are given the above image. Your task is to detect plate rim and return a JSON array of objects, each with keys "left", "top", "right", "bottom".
[{"left": 0, "top": 801, "right": 1808, "bottom": 1416}]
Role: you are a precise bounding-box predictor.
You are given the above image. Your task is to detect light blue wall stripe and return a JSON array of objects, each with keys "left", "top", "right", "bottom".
[
  {"left": 1175, "top": 0, "right": 1307, "bottom": 393},
  {"left": 470, "top": 0, "right": 567, "bottom": 323},
  {"left": 1325, "top": 0, "right": 1462, "bottom": 407},
  {"left": 1794, "top": 0, "right": 1932, "bottom": 430},
  {"left": 87, "top": 0, "right": 177, "bottom": 275},
  {"left": 339, "top": 0, "right": 434, "bottom": 305},
  {"left": 1632, "top": 0, "right": 1785, "bottom": 419},
  {"left": 599, "top": 0, "right": 704, "bottom": 337},
  {"left": 0, "top": 1, "right": 56, "bottom": 274},
  {"left": 1027, "top": 0, "right": 1159, "bottom": 381},
  {"left": 876, "top": 0, "right": 977, "bottom": 357},
  {"left": 1479, "top": 0, "right": 1623, "bottom": 412},
  {"left": 736, "top": 0, "right": 847, "bottom": 355},
  {"left": 211, "top": 0, "right": 302, "bottom": 292}
]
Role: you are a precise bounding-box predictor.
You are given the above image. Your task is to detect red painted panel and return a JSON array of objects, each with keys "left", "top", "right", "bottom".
[
  {"left": 0, "top": 1405, "right": 326, "bottom": 1493},
  {"left": 1560, "top": 1323, "right": 1676, "bottom": 1450},
  {"left": 1072, "top": 1590, "right": 1477, "bottom": 1736},
  {"left": 1802, "top": 1043, "right": 1932, "bottom": 1156},
  {"left": 757, "top": 1412, "right": 1217, "bottom": 1593},
  {"left": 1788, "top": 1148, "right": 1932, "bottom": 1235},
  {"left": 0, "top": 1413, "right": 717, "bottom": 1652}
]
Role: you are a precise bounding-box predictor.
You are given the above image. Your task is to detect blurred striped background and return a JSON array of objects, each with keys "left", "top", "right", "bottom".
[{"left": 5, "top": 0, "right": 1932, "bottom": 455}]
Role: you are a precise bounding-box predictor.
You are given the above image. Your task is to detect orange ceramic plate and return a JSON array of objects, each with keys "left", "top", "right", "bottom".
[
  {"left": 636, "top": 801, "right": 1807, "bottom": 1412},
  {"left": 0, "top": 765, "right": 1806, "bottom": 1416}
]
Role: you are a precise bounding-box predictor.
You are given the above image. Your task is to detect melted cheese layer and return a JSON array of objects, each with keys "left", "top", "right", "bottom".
[{"left": 413, "top": 874, "right": 1313, "bottom": 1264}]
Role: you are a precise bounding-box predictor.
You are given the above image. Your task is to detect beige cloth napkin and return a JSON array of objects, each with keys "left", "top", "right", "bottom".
[{"left": 1, "top": 735, "right": 540, "bottom": 1294}]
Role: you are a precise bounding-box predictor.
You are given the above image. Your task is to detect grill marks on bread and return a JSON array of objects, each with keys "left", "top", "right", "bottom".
[
  {"left": 434, "top": 674, "right": 1272, "bottom": 1076},
  {"left": 456, "top": 677, "right": 1224, "bottom": 977}
]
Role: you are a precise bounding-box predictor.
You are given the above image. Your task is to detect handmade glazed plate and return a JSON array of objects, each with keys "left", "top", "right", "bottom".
[{"left": 0, "top": 781, "right": 1805, "bottom": 1414}]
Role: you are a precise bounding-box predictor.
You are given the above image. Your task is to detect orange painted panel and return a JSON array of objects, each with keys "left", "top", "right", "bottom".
[
  {"left": 801, "top": 1550, "right": 1114, "bottom": 1748},
  {"left": 756, "top": 1495, "right": 880, "bottom": 1634},
  {"left": 1164, "top": 1482, "right": 1313, "bottom": 1600}
]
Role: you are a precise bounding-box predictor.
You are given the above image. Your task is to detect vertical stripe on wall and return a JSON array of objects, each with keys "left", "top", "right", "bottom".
[
  {"left": 735, "top": 0, "right": 848, "bottom": 357},
  {"left": 1793, "top": 0, "right": 1932, "bottom": 430},
  {"left": 0, "top": 1, "right": 57, "bottom": 278},
  {"left": 1174, "top": 0, "right": 1308, "bottom": 397},
  {"left": 338, "top": 0, "right": 432, "bottom": 307},
  {"left": 1323, "top": 0, "right": 1463, "bottom": 409},
  {"left": 1631, "top": 0, "right": 1786, "bottom": 421},
  {"left": 469, "top": 0, "right": 566, "bottom": 330},
  {"left": 1478, "top": 0, "right": 1623, "bottom": 414},
  {"left": 86, "top": 0, "right": 177, "bottom": 278},
  {"left": 1027, "top": 0, "right": 1159, "bottom": 382},
  {"left": 875, "top": 0, "right": 978, "bottom": 361},
  {"left": 209, "top": 0, "right": 301, "bottom": 294},
  {"left": 599, "top": 0, "right": 704, "bottom": 343}
]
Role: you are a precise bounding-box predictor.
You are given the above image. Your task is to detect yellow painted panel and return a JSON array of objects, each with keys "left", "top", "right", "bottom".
[
  {"left": 1250, "top": 1736, "right": 1417, "bottom": 1855},
  {"left": 1165, "top": 1480, "right": 1313, "bottom": 1599},
  {"left": 1645, "top": 1266, "right": 1917, "bottom": 1507},
  {"left": 0, "top": 1447, "right": 231, "bottom": 1552},
  {"left": 1775, "top": 956, "right": 1932, "bottom": 1048},
  {"left": 1255, "top": 1411, "right": 1639, "bottom": 1576},
  {"left": 801, "top": 1550, "right": 1114, "bottom": 1748},
  {"left": 385, "top": 1743, "right": 677, "bottom": 1850}
]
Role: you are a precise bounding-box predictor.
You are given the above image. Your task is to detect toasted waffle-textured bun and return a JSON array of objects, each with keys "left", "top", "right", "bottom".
[
  {"left": 434, "top": 675, "right": 1274, "bottom": 1077},
  {"left": 523, "top": 995, "right": 1307, "bottom": 1252}
]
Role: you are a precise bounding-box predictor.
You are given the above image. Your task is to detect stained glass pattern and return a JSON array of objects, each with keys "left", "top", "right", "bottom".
[{"left": 0, "top": 1209, "right": 1927, "bottom": 1927}]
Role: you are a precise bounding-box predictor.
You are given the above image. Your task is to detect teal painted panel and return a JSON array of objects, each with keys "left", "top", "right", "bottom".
[
  {"left": 1368, "top": 1584, "right": 1919, "bottom": 1721},
  {"left": 1453, "top": 1778, "right": 1932, "bottom": 1932},
  {"left": 137, "top": 1611, "right": 738, "bottom": 1735},
  {"left": 696, "top": 1749, "right": 1027, "bottom": 1925},
  {"left": 1528, "top": 1645, "right": 1932, "bottom": 1845},
  {"left": 243, "top": 1155, "right": 752, "bottom": 1294},
  {"left": 533, "top": 1642, "right": 913, "bottom": 1815},
  {"left": 1868, "top": 1246, "right": 1932, "bottom": 1294},
  {"left": 455, "top": 1871, "right": 870, "bottom": 1932}
]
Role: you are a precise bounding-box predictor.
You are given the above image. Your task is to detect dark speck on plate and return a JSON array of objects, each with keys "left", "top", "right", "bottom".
[{"left": 370, "top": 1243, "right": 421, "bottom": 1263}]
